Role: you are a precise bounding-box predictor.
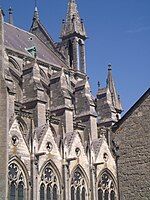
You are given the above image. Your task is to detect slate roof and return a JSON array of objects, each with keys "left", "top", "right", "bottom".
[
  {"left": 65, "top": 132, "right": 75, "bottom": 151},
  {"left": 4, "top": 23, "right": 67, "bottom": 68},
  {"left": 34, "top": 124, "right": 49, "bottom": 143},
  {"left": 92, "top": 138, "right": 103, "bottom": 159}
]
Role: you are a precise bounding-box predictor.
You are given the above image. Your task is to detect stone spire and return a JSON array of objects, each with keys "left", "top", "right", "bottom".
[
  {"left": 60, "top": 0, "right": 87, "bottom": 73},
  {"left": 61, "top": 0, "right": 87, "bottom": 38},
  {"left": 106, "top": 64, "right": 122, "bottom": 113},
  {"left": 33, "top": 5, "right": 39, "bottom": 21},
  {"left": 96, "top": 64, "right": 123, "bottom": 128}
]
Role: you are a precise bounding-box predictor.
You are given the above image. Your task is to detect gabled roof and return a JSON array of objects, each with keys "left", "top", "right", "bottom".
[
  {"left": 92, "top": 137, "right": 104, "bottom": 159},
  {"left": 65, "top": 132, "right": 76, "bottom": 151},
  {"left": 112, "top": 88, "right": 150, "bottom": 131},
  {"left": 30, "top": 7, "right": 66, "bottom": 61},
  {"left": 4, "top": 23, "right": 67, "bottom": 68}
]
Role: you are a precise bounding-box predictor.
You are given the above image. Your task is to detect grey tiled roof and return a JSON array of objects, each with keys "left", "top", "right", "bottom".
[
  {"left": 65, "top": 132, "right": 76, "bottom": 151},
  {"left": 92, "top": 138, "right": 103, "bottom": 158},
  {"left": 4, "top": 23, "right": 67, "bottom": 68}
]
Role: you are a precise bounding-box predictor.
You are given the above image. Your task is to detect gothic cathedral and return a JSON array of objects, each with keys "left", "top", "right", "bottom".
[{"left": 2, "top": 0, "right": 148, "bottom": 200}]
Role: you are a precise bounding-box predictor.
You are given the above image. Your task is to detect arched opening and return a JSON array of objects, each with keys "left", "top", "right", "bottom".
[
  {"left": 47, "top": 184, "right": 52, "bottom": 200},
  {"left": 53, "top": 184, "right": 58, "bottom": 200},
  {"left": 76, "top": 187, "right": 80, "bottom": 200},
  {"left": 10, "top": 181, "right": 16, "bottom": 200},
  {"left": 40, "top": 184, "right": 45, "bottom": 200},
  {"left": 98, "top": 189, "right": 103, "bottom": 200},
  {"left": 8, "top": 161, "right": 28, "bottom": 200},
  {"left": 97, "top": 171, "right": 117, "bottom": 200},
  {"left": 68, "top": 39, "right": 73, "bottom": 68},
  {"left": 40, "top": 162, "right": 60, "bottom": 200},
  {"left": 110, "top": 190, "right": 115, "bottom": 200},
  {"left": 81, "top": 187, "right": 86, "bottom": 200},
  {"left": 71, "top": 166, "right": 88, "bottom": 200},
  {"left": 18, "top": 182, "right": 24, "bottom": 200},
  {"left": 104, "top": 190, "right": 109, "bottom": 200},
  {"left": 71, "top": 186, "right": 75, "bottom": 200}
]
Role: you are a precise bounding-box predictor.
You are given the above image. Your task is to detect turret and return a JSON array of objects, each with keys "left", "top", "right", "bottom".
[
  {"left": 96, "top": 64, "right": 123, "bottom": 128},
  {"left": 60, "top": 0, "right": 87, "bottom": 73},
  {"left": 74, "top": 77, "right": 98, "bottom": 140},
  {"left": 50, "top": 69, "right": 74, "bottom": 133}
]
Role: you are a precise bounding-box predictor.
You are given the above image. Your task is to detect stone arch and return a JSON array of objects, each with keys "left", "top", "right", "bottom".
[
  {"left": 97, "top": 168, "right": 117, "bottom": 200},
  {"left": 39, "top": 160, "right": 62, "bottom": 200},
  {"left": 9, "top": 56, "right": 22, "bottom": 72},
  {"left": 16, "top": 116, "right": 28, "bottom": 137},
  {"left": 8, "top": 156, "right": 30, "bottom": 200},
  {"left": 70, "top": 165, "right": 89, "bottom": 200}
]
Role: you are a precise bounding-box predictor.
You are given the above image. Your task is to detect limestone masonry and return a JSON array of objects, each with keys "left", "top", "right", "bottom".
[{"left": 0, "top": 0, "right": 149, "bottom": 199}]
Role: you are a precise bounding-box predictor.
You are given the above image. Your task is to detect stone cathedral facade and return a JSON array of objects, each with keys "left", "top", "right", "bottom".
[{"left": 0, "top": 1, "right": 127, "bottom": 200}]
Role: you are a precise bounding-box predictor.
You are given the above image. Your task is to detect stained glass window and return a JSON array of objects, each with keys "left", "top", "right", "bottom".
[
  {"left": 97, "top": 171, "right": 117, "bottom": 200},
  {"left": 10, "top": 182, "right": 16, "bottom": 200},
  {"left": 40, "top": 184, "right": 45, "bottom": 200},
  {"left": 40, "top": 163, "right": 59, "bottom": 200},
  {"left": 8, "top": 162, "right": 27, "bottom": 200},
  {"left": 18, "top": 182, "right": 24, "bottom": 200},
  {"left": 81, "top": 187, "right": 86, "bottom": 200},
  {"left": 71, "top": 167, "right": 87, "bottom": 200}
]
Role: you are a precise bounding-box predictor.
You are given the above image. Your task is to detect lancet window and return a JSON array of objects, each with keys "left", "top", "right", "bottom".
[
  {"left": 97, "top": 171, "right": 117, "bottom": 200},
  {"left": 40, "top": 163, "right": 59, "bottom": 200},
  {"left": 71, "top": 167, "right": 87, "bottom": 200},
  {"left": 8, "top": 162, "right": 27, "bottom": 200}
]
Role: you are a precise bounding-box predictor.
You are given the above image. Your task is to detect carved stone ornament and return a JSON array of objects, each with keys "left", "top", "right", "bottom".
[{"left": 11, "top": 135, "right": 19, "bottom": 146}]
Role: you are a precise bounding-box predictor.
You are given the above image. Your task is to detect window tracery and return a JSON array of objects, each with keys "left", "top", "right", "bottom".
[
  {"left": 40, "top": 163, "right": 59, "bottom": 200},
  {"left": 71, "top": 167, "right": 87, "bottom": 200},
  {"left": 8, "top": 162, "right": 27, "bottom": 200},
  {"left": 97, "top": 171, "right": 117, "bottom": 200}
]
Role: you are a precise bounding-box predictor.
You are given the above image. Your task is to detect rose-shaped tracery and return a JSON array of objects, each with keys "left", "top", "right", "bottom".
[{"left": 8, "top": 162, "right": 27, "bottom": 200}]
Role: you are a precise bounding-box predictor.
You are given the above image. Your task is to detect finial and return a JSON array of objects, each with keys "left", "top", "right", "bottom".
[
  {"left": 98, "top": 81, "right": 100, "bottom": 89},
  {"left": 108, "top": 63, "right": 112, "bottom": 70},
  {"left": 8, "top": 7, "right": 13, "bottom": 25},
  {"left": 35, "top": 0, "right": 37, "bottom": 7},
  {"left": 33, "top": 0, "right": 39, "bottom": 20}
]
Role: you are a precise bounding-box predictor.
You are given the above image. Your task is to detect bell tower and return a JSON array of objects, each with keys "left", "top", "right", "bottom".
[{"left": 60, "top": 0, "right": 87, "bottom": 73}]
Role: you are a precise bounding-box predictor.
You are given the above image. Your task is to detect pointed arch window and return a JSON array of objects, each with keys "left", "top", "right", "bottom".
[
  {"left": 8, "top": 162, "right": 27, "bottom": 200},
  {"left": 40, "top": 184, "right": 45, "bottom": 200},
  {"left": 40, "top": 163, "right": 59, "bottom": 200},
  {"left": 18, "top": 182, "right": 24, "bottom": 200},
  {"left": 81, "top": 187, "right": 86, "bottom": 200},
  {"left": 71, "top": 167, "right": 88, "bottom": 200},
  {"left": 97, "top": 171, "right": 117, "bottom": 200},
  {"left": 10, "top": 182, "right": 16, "bottom": 200},
  {"left": 47, "top": 184, "right": 52, "bottom": 200},
  {"left": 68, "top": 39, "right": 74, "bottom": 68}
]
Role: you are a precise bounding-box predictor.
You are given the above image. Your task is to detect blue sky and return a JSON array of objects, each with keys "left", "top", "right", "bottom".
[{"left": 1, "top": 0, "right": 150, "bottom": 113}]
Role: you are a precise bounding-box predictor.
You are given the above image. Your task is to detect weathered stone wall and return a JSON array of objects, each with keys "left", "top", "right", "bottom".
[
  {"left": 114, "top": 90, "right": 150, "bottom": 200},
  {"left": 0, "top": 10, "right": 8, "bottom": 199}
]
